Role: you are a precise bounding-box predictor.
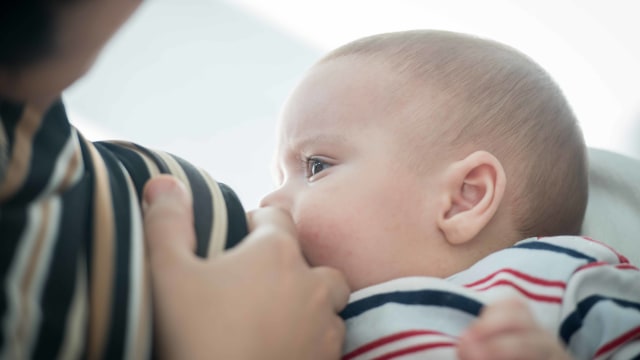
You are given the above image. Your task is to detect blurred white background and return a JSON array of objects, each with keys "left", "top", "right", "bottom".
[{"left": 65, "top": 0, "right": 640, "bottom": 208}]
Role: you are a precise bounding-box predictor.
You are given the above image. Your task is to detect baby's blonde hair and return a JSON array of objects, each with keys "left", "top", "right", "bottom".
[{"left": 320, "top": 30, "right": 588, "bottom": 237}]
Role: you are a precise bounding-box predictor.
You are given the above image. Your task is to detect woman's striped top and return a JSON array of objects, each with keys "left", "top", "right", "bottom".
[
  {"left": 341, "top": 236, "right": 640, "bottom": 359},
  {"left": 0, "top": 98, "right": 248, "bottom": 359}
]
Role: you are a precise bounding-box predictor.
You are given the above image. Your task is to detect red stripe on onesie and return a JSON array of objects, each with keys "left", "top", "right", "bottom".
[{"left": 343, "top": 330, "right": 454, "bottom": 360}]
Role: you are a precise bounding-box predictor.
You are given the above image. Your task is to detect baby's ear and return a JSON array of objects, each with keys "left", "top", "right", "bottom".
[{"left": 437, "top": 151, "right": 506, "bottom": 245}]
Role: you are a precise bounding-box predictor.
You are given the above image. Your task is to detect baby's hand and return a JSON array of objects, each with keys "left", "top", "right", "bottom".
[{"left": 456, "top": 298, "right": 572, "bottom": 360}]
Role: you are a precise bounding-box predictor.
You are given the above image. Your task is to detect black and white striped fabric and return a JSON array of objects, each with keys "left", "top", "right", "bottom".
[
  {"left": 341, "top": 236, "right": 640, "bottom": 359},
  {"left": 0, "top": 98, "right": 247, "bottom": 359}
]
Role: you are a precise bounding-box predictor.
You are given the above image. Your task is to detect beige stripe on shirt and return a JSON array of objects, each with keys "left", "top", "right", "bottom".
[
  {"left": 1, "top": 197, "right": 60, "bottom": 359},
  {"left": 199, "top": 168, "right": 228, "bottom": 258},
  {"left": 119, "top": 162, "right": 151, "bottom": 360},
  {"left": 0, "top": 105, "right": 43, "bottom": 201},
  {"left": 84, "top": 140, "right": 115, "bottom": 360}
]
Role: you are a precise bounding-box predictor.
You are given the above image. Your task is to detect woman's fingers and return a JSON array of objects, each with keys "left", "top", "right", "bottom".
[
  {"left": 312, "top": 266, "right": 351, "bottom": 312},
  {"left": 246, "top": 207, "right": 297, "bottom": 236}
]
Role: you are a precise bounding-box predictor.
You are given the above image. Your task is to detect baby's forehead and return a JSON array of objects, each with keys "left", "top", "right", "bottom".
[{"left": 282, "top": 68, "right": 409, "bottom": 125}]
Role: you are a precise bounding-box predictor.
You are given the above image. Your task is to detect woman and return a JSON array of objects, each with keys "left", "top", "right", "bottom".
[{"left": 0, "top": 1, "right": 348, "bottom": 358}]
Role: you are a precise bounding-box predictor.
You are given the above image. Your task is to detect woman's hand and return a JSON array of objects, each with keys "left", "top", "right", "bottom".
[{"left": 143, "top": 175, "right": 350, "bottom": 359}]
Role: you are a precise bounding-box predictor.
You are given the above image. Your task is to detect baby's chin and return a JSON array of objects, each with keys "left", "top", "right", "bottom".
[
  {"left": 349, "top": 271, "right": 427, "bottom": 293},
  {"left": 348, "top": 277, "right": 388, "bottom": 292},
  {"left": 299, "top": 243, "right": 379, "bottom": 291}
]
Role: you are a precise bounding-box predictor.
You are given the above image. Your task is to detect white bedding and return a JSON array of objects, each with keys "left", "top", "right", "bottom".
[{"left": 582, "top": 148, "right": 640, "bottom": 265}]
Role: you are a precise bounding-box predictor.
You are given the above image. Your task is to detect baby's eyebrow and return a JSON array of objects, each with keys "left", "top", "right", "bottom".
[
  {"left": 271, "top": 133, "right": 352, "bottom": 185},
  {"left": 290, "top": 133, "right": 350, "bottom": 151}
]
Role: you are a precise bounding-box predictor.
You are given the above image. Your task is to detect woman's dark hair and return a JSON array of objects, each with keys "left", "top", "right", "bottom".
[{"left": 0, "top": 0, "right": 72, "bottom": 68}]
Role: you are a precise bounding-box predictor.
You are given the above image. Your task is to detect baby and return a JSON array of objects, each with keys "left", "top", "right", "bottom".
[{"left": 261, "top": 30, "right": 640, "bottom": 359}]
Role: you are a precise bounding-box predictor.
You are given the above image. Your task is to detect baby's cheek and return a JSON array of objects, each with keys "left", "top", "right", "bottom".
[
  {"left": 296, "top": 216, "right": 347, "bottom": 266},
  {"left": 297, "top": 223, "right": 333, "bottom": 265},
  {"left": 296, "top": 218, "right": 376, "bottom": 290}
]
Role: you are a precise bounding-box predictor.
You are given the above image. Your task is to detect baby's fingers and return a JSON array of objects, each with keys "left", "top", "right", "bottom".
[
  {"left": 457, "top": 298, "right": 571, "bottom": 360},
  {"left": 463, "top": 297, "right": 535, "bottom": 340},
  {"left": 458, "top": 330, "right": 563, "bottom": 360}
]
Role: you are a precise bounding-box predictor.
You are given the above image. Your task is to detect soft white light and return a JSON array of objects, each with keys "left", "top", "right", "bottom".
[{"left": 227, "top": 0, "right": 640, "bottom": 159}]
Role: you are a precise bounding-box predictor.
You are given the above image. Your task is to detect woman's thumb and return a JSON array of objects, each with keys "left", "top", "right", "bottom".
[{"left": 143, "top": 175, "right": 196, "bottom": 270}]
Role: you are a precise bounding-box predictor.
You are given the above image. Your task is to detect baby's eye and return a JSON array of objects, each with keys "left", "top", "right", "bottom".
[{"left": 305, "top": 157, "right": 332, "bottom": 178}]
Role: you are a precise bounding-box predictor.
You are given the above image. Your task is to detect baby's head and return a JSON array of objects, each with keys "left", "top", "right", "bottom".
[{"left": 261, "top": 30, "right": 588, "bottom": 291}]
